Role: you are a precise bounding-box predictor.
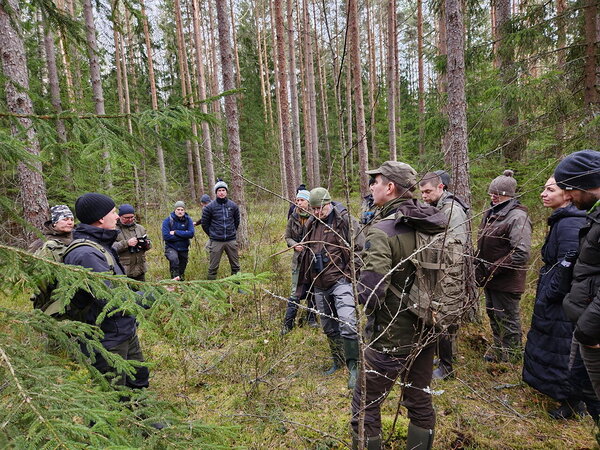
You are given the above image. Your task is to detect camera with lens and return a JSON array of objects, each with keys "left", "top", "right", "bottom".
[
  {"left": 129, "top": 234, "right": 151, "bottom": 253},
  {"left": 312, "top": 249, "right": 330, "bottom": 273}
]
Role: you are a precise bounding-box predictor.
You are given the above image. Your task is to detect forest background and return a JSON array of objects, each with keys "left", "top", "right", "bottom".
[{"left": 0, "top": 0, "right": 599, "bottom": 447}]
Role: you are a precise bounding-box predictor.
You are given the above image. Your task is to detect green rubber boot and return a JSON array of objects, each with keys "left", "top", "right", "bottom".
[
  {"left": 351, "top": 430, "right": 382, "bottom": 450},
  {"left": 406, "top": 423, "right": 434, "bottom": 450},
  {"left": 324, "top": 337, "right": 344, "bottom": 375},
  {"left": 343, "top": 338, "right": 359, "bottom": 390}
]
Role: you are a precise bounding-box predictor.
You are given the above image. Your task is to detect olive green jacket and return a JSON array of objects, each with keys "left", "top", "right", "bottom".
[
  {"left": 358, "top": 198, "right": 447, "bottom": 355},
  {"left": 114, "top": 222, "right": 150, "bottom": 278}
]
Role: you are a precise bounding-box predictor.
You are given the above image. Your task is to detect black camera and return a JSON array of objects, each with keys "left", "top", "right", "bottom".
[{"left": 129, "top": 235, "right": 151, "bottom": 253}]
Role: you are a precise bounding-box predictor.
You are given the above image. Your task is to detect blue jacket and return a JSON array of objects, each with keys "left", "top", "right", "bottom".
[
  {"left": 523, "top": 204, "right": 586, "bottom": 400},
  {"left": 63, "top": 224, "right": 138, "bottom": 349},
  {"left": 162, "top": 212, "right": 195, "bottom": 251},
  {"left": 201, "top": 198, "right": 240, "bottom": 241}
]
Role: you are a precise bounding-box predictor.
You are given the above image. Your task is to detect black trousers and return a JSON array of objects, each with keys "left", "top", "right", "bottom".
[
  {"left": 92, "top": 333, "right": 150, "bottom": 389},
  {"left": 484, "top": 288, "right": 522, "bottom": 358},
  {"left": 165, "top": 247, "right": 189, "bottom": 279},
  {"left": 351, "top": 344, "right": 435, "bottom": 438}
]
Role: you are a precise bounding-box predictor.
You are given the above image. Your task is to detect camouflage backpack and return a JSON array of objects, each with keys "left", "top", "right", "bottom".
[
  {"left": 32, "top": 239, "right": 116, "bottom": 318},
  {"left": 387, "top": 213, "right": 465, "bottom": 331}
]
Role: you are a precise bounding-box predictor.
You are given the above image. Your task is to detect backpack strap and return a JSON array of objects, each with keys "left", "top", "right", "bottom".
[{"left": 63, "top": 239, "right": 117, "bottom": 274}]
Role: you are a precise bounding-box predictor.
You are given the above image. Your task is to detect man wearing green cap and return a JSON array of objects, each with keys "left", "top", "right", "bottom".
[
  {"left": 297, "top": 187, "right": 364, "bottom": 390},
  {"left": 351, "top": 161, "right": 448, "bottom": 450}
]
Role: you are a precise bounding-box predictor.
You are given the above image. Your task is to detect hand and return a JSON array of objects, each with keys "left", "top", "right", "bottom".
[
  {"left": 584, "top": 343, "right": 600, "bottom": 349},
  {"left": 294, "top": 245, "right": 304, "bottom": 252},
  {"left": 170, "top": 230, "right": 175, "bottom": 235},
  {"left": 127, "top": 237, "right": 138, "bottom": 247}
]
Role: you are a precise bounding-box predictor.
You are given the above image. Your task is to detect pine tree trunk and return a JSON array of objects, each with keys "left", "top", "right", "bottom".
[
  {"left": 302, "top": 0, "right": 320, "bottom": 187},
  {"left": 140, "top": 0, "right": 167, "bottom": 196},
  {"left": 208, "top": 2, "right": 225, "bottom": 167},
  {"left": 42, "top": 11, "right": 71, "bottom": 178},
  {"left": 584, "top": 0, "right": 600, "bottom": 126},
  {"left": 366, "top": 0, "right": 378, "bottom": 162},
  {"left": 417, "top": 0, "right": 425, "bottom": 156},
  {"left": 387, "top": 0, "right": 397, "bottom": 160},
  {"left": 254, "top": 3, "right": 270, "bottom": 129},
  {"left": 274, "top": 0, "right": 296, "bottom": 199},
  {"left": 216, "top": 0, "right": 249, "bottom": 248},
  {"left": 287, "top": 0, "right": 302, "bottom": 181},
  {"left": 444, "top": 0, "right": 477, "bottom": 318},
  {"left": 314, "top": 6, "right": 332, "bottom": 175},
  {"left": 192, "top": 0, "right": 216, "bottom": 192},
  {"left": 348, "top": 0, "right": 369, "bottom": 196},
  {"left": 83, "top": 0, "right": 112, "bottom": 189},
  {"left": 0, "top": 0, "right": 49, "bottom": 233}
]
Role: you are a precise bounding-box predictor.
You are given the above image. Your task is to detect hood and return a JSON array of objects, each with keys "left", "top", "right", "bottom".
[
  {"left": 72, "top": 223, "right": 119, "bottom": 246},
  {"left": 41, "top": 221, "right": 72, "bottom": 238},
  {"left": 171, "top": 211, "right": 189, "bottom": 222},
  {"left": 394, "top": 199, "right": 448, "bottom": 235},
  {"left": 548, "top": 203, "right": 586, "bottom": 225}
]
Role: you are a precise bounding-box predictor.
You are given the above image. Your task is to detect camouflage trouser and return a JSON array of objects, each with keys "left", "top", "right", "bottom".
[{"left": 314, "top": 279, "right": 357, "bottom": 339}]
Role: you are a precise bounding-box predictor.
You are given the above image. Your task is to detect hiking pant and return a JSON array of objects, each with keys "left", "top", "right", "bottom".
[
  {"left": 165, "top": 247, "right": 188, "bottom": 279},
  {"left": 484, "top": 288, "right": 522, "bottom": 359},
  {"left": 351, "top": 344, "right": 435, "bottom": 438},
  {"left": 314, "top": 278, "right": 357, "bottom": 339},
  {"left": 207, "top": 239, "right": 240, "bottom": 280},
  {"left": 437, "top": 324, "right": 458, "bottom": 370},
  {"left": 92, "top": 333, "right": 149, "bottom": 389},
  {"left": 570, "top": 337, "right": 600, "bottom": 420}
]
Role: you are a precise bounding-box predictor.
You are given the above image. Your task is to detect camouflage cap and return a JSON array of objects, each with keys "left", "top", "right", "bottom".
[
  {"left": 50, "top": 204, "right": 74, "bottom": 224},
  {"left": 309, "top": 187, "right": 331, "bottom": 207},
  {"left": 366, "top": 161, "right": 418, "bottom": 190}
]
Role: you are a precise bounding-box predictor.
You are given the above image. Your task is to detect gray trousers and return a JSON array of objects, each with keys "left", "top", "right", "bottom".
[
  {"left": 484, "top": 288, "right": 522, "bottom": 358},
  {"left": 207, "top": 239, "right": 240, "bottom": 280},
  {"left": 92, "top": 333, "right": 149, "bottom": 389},
  {"left": 314, "top": 278, "right": 357, "bottom": 339},
  {"left": 580, "top": 344, "right": 600, "bottom": 402}
]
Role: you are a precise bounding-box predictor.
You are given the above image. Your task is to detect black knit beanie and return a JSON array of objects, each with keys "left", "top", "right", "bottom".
[
  {"left": 554, "top": 150, "right": 600, "bottom": 191},
  {"left": 75, "top": 193, "right": 115, "bottom": 224}
]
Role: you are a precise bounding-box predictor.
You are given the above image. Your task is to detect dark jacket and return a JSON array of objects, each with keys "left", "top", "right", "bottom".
[
  {"left": 29, "top": 221, "right": 73, "bottom": 254},
  {"left": 358, "top": 198, "right": 447, "bottom": 355},
  {"left": 162, "top": 212, "right": 195, "bottom": 251},
  {"left": 299, "top": 201, "right": 364, "bottom": 291},
  {"left": 201, "top": 198, "right": 240, "bottom": 242},
  {"left": 564, "top": 205, "right": 600, "bottom": 346},
  {"left": 63, "top": 224, "right": 138, "bottom": 349},
  {"left": 523, "top": 204, "right": 586, "bottom": 400},
  {"left": 475, "top": 198, "right": 532, "bottom": 293},
  {"left": 114, "top": 221, "right": 150, "bottom": 278},
  {"left": 285, "top": 208, "right": 309, "bottom": 267}
]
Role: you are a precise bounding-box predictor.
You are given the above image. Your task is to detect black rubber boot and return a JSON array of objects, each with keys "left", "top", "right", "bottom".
[
  {"left": 351, "top": 430, "right": 382, "bottom": 450},
  {"left": 432, "top": 363, "right": 453, "bottom": 380},
  {"left": 344, "top": 338, "right": 359, "bottom": 390},
  {"left": 548, "top": 399, "right": 587, "bottom": 420},
  {"left": 324, "top": 337, "right": 344, "bottom": 375},
  {"left": 406, "top": 423, "right": 434, "bottom": 450}
]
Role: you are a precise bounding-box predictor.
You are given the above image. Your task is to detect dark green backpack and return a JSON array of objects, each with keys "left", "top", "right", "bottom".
[{"left": 32, "top": 239, "right": 116, "bottom": 318}]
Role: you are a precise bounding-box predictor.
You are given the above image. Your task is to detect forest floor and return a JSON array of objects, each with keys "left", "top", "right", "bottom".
[{"left": 5, "top": 200, "right": 599, "bottom": 448}]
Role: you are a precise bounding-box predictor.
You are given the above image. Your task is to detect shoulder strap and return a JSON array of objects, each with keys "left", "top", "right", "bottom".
[{"left": 63, "top": 239, "right": 117, "bottom": 273}]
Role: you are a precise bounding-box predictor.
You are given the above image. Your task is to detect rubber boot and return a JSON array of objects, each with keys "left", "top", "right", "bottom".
[
  {"left": 406, "top": 423, "right": 434, "bottom": 450},
  {"left": 548, "top": 399, "right": 587, "bottom": 419},
  {"left": 352, "top": 430, "right": 382, "bottom": 450},
  {"left": 344, "top": 338, "right": 359, "bottom": 390},
  {"left": 324, "top": 337, "right": 344, "bottom": 375}
]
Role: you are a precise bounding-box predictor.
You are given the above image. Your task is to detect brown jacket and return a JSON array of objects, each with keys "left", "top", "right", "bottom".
[
  {"left": 298, "top": 202, "right": 364, "bottom": 291},
  {"left": 476, "top": 199, "right": 532, "bottom": 293}
]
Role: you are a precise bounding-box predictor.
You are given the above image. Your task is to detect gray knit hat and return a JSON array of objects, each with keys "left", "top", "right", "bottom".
[
  {"left": 174, "top": 200, "right": 185, "bottom": 209},
  {"left": 488, "top": 170, "right": 517, "bottom": 197},
  {"left": 50, "top": 205, "right": 74, "bottom": 225},
  {"left": 309, "top": 187, "right": 332, "bottom": 207},
  {"left": 214, "top": 179, "right": 228, "bottom": 192}
]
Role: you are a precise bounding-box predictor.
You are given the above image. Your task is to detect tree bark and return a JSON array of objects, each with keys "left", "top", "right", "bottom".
[
  {"left": 140, "top": 0, "right": 167, "bottom": 195},
  {"left": 215, "top": 0, "right": 249, "bottom": 248},
  {"left": 348, "top": 0, "right": 369, "bottom": 196},
  {"left": 82, "top": 0, "right": 112, "bottom": 189},
  {"left": 366, "top": 0, "right": 378, "bottom": 162},
  {"left": 208, "top": 2, "right": 225, "bottom": 167},
  {"left": 387, "top": 0, "right": 398, "bottom": 160},
  {"left": 0, "top": 0, "right": 49, "bottom": 234},
  {"left": 584, "top": 0, "right": 599, "bottom": 122},
  {"left": 287, "top": 0, "right": 302, "bottom": 181},
  {"left": 417, "top": 0, "right": 425, "bottom": 156}
]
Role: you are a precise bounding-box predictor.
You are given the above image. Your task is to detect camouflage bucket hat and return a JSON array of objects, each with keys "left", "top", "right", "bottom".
[
  {"left": 366, "top": 161, "right": 418, "bottom": 191},
  {"left": 50, "top": 205, "right": 74, "bottom": 224}
]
